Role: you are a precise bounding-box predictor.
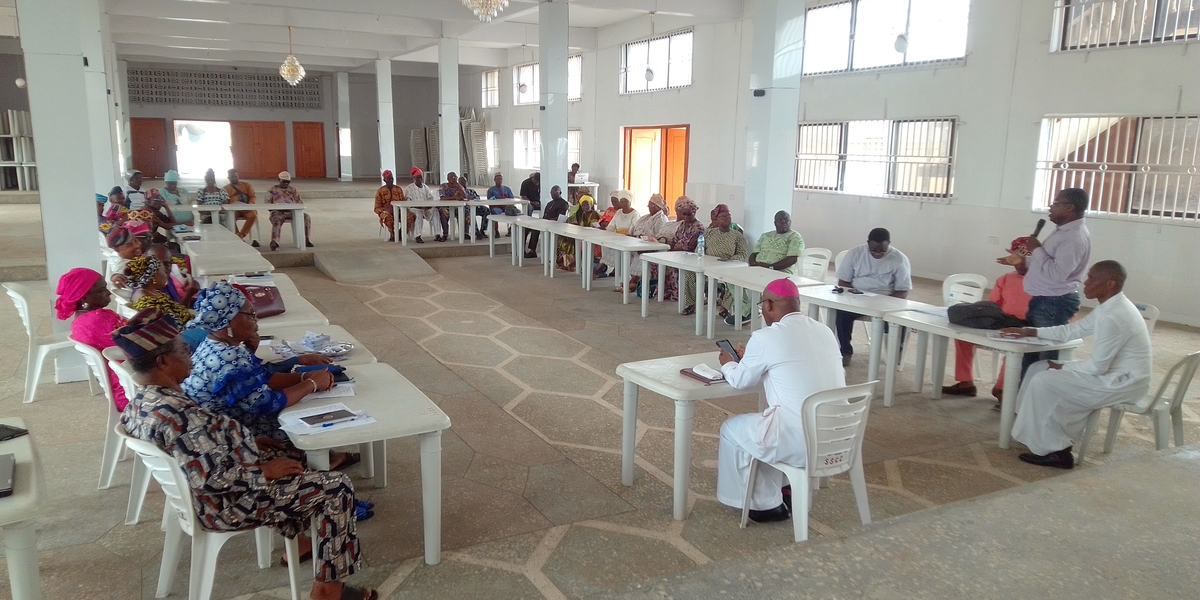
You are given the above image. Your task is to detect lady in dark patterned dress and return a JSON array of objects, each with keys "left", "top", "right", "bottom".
[{"left": 117, "top": 308, "right": 377, "bottom": 600}]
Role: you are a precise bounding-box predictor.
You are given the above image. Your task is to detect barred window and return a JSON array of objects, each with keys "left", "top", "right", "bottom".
[
  {"left": 568, "top": 55, "right": 583, "bottom": 101},
  {"left": 513, "top": 63, "right": 539, "bottom": 106},
  {"left": 512, "top": 129, "right": 582, "bottom": 170},
  {"left": 620, "top": 29, "right": 693, "bottom": 94},
  {"left": 1034, "top": 116, "right": 1200, "bottom": 223},
  {"left": 485, "top": 131, "right": 499, "bottom": 169},
  {"left": 803, "top": 0, "right": 970, "bottom": 76},
  {"left": 1056, "top": 0, "right": 1199, "bottom": 51},
  {"left": 795, "top": 118, "right": 956, "bottom": 198},
  {"left": 481, "top": 70, "right": 499, "bottom": 108}
]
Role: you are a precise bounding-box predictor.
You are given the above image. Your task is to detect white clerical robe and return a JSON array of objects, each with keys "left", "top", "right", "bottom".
[
  {"left": 716, "top": 312, "right": 846, "bottom": 510},
  {"left": 1012, "top": 292, "right": 1152, "bottom": 456}
]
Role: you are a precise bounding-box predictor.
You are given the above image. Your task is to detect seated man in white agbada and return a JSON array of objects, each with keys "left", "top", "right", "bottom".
[
  {"left": 716, "top": 278, "right": 846, "bottom": 522},
  {"left": 1000, "top": 260, "right": 1152, "bottom": 469}
]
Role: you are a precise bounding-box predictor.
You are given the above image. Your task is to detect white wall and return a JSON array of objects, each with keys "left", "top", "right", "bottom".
[{"left": 348, "top": 72, "right": 439, "bottom": 178}]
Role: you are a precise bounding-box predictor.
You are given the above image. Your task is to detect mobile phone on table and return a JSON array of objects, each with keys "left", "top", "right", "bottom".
[
  {"left": 300, "top": 409, "right": 357, "bottom": 427},
  {"left": 0, "top": 425, "right": 29, "bottom": 442},
  {"left": 715, "top": 339, "right": 741, "bottom": 361},
  {"left": 849, "top": 288, "right": 864, "bottom": 294}
]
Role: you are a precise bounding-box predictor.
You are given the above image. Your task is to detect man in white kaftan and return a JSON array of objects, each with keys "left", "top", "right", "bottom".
[
  {"left": 1003, "top": 260, "right": 1152, "bottom": 469},
  {"left": 716, "top": 279, "right": 845, "bottom": 520},
  {"left": 403, "top": 167, "right": 442, "bottom": 241}
]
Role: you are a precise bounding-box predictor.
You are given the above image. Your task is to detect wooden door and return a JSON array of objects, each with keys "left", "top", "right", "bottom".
[
  {"left": 229, "top": 121, "right": 257, "bottom": 177},
  {"left": 130, "top": 118, "right": 169, "bottom": 177},
  {"left": 663, "top": 127, "right": 689, "bottom": 203},
  {"left": 230, "top": 121, "right": 288, "bottom": 178},
  {"left": 292, "top": 122, "right": 326, "bottom": 178}
]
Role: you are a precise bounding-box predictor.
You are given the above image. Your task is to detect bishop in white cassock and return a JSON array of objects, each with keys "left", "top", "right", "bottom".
[
  {"left": 716, "top": 279, "right": 845, "bottom": 521},
  {"left": 1003, "top": 260, "right": 1152, "bottom": 469}
]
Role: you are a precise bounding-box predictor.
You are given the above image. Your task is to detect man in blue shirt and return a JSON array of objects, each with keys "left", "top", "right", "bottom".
[{"left": 485, "top": 172, "right": 515, "bottom": 237}]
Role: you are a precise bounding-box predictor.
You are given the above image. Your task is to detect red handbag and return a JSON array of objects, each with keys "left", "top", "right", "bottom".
[{"left": 240, "top": 285, "right": 286, "bottom": 318}]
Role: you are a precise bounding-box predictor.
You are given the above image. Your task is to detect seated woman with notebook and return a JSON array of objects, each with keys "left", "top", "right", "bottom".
[{"left": 181, "top": 282, "right": 359, "bottom": 470}]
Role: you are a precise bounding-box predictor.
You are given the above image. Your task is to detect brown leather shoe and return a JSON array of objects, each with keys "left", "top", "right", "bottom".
[
  {"left": 941, "top": 382, "right": 978, "bottom": 397},
  {"left": 991, "top": 385, "right": 1003, "bottom": 400}
]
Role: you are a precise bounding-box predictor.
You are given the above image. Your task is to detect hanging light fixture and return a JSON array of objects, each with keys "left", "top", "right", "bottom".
[
  {"left": 461, "top": 0, "right": 510, "bottom": 22},
  {"left": 279, "top": 25, "right": 306, "bottom": 86}
]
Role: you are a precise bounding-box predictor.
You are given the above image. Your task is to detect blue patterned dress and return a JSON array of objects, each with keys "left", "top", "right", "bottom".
[{"left": 183, "top": 336, "right": 290, "bottom": 439}]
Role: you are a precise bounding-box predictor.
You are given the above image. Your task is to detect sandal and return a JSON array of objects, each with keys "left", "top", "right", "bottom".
[
  {"left": 339, "top": 584, "right": 379, "bottom": 600},
  {"left": 329, "top": 452, "right": 361, "bottom": 471},
  {"left": 355, "top": 505, "right": 375, "bottom": 521},
  {"left": 279, "top": 546, "right": 312, "bottom": 566},
  {"left": 681, "top": 306, "right": 696, "bottom": 316}
]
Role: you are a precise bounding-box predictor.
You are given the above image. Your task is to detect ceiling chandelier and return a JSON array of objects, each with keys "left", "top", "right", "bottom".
[
  {"left": 461, "top": 0, "right": 510, "bottom": 22},
  {"left": 279, "top": 26, "right": 306, "bottom": 86}
]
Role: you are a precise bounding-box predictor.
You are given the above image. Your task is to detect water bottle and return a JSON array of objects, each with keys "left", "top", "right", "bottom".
[{"left": 696, "top": 232, "right": 705, "bottom": 257}]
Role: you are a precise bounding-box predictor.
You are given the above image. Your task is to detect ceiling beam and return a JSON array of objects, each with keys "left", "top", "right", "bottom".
[{"left": 106, "top": 0, "right": 444, "bottom": 37}]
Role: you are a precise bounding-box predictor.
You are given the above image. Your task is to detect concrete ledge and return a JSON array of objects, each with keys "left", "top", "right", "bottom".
[
  {"left": 0, "top": 263, "right": 46, "bottom": 282},
  {"left": 412, "top": 239, "right": 513, "bottom": 260},
  {"left": 0, "top": 192, "right": 39, "bottom": 204}
]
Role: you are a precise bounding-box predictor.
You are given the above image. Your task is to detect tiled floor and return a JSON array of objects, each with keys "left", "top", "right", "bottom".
[{"left": 1, "top": 204, "right": 1198, "bottom": 598}]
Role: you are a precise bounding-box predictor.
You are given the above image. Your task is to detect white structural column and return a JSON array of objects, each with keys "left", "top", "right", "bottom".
[
  {"left": 438, "top": 38, "right": 460, "bottom": 179},
  {"left": 742, "top": 0, "right": 805, "bottom": 240},
  {"left": 17, "top": 0, "right": 105, "bottom": 384},
  {"left": 114, "top": 59, "right": 131, "bottom": 175},
  {"left": 375, "top": 59, "right": 396, "bottom": 177},
  {"left": 336, "top": 72, "right": 353, "bottom": 181},
  {"left": 539, "top": 0, "right": 569, "bottom": 198},
  {"left": 78, "top": 0, "right": 118, "bottom": 191}
]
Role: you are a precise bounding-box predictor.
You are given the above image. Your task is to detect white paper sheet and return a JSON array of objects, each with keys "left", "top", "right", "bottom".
[
  {"left": 301, "top": 383, "right": 355, "bottom": 401},
  {"left": 278, "top": 402, "right": 375, "bottom": 435}
]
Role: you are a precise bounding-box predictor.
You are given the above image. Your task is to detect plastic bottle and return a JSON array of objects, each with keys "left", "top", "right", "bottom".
[{"left": 696, "top": 232, "right": 705, "bottom": 257}]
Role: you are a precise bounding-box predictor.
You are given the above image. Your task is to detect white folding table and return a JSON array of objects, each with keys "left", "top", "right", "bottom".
[
  {"left": 0, "top": 417, "right": 45, "bottom": 600},
  {"left": 701, "top": 265, "right": 824, "bottom": 339},
  {"left": 480, "top": 214, "right": 521, "bottom": 261},
  {"left": 638, "top": 252, "right": 747, "bottom": 337},
  {"left": 256, "top": 293, "right": 330, "bottom": 330},
  {"left": 881, "top": 310, "right": 1082, "bottom": 448},
  {"left": 581, "top": 234, "right": 669, "bottom": 304},
  {"left": 184, "top": 243, "right": 274, "bottom": 278},
  {"left": 466, "top": 199, "right": 530, "bottom": 243},
  {"left": 224, "top": 204, "right": 307, "bottom": 250},
  {"left": 391, "top": 200, "right": 466, "bottom": 246},
  {"left": 279, "top": 363, "right": 451, "bottom": 565},
  {"left": 617, "top": 352, "right": 762, "bottom": 520},
  {"left": 798, "top": 285, "right": 939, "bottom": 385},
  {"left": 255, "top": 325, "right": 378, "bottom": 367}
]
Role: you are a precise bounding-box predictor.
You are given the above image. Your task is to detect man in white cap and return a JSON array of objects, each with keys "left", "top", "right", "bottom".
[
  {"left": 265, "top": 171, "right": 313, "bottom": 250},
  {"left": 125, "top": 169, "right": 147, "bottom": 209}
]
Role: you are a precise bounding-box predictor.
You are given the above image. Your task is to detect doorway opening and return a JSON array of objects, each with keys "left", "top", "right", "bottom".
[
  {"left": 622, "top": 125, "right": 689, "bottom": 213},
  {"left": 174, "top": 120, "right": 233, "bottom": 179}
]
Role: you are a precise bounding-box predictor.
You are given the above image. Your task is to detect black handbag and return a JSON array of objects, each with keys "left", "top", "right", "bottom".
[{"left": 947, "top": 301, "right": 1025, "bottom": 329}]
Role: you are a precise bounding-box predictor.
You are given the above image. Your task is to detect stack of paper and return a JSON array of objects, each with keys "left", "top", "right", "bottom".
[
  {"left": 278, "top": 402, "right": 375, "bottom": 435},
  {"left": 303, "top": 383, "right": 355, "bottom": 401}
]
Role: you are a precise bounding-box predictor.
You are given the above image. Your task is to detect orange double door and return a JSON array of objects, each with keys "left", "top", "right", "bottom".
[
  {"left": 622, "top": 125, "right": 689, "bottom": 206},
  {"left": 229, "top": 120, "right": 326, "bottom": 179}
]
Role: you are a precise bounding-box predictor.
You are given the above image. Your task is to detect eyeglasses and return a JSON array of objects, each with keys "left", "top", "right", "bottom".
[{"left": 236, "top": 311, "right": 258, "bottom": 322}]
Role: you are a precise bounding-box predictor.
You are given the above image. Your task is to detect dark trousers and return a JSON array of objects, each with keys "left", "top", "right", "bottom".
[
  {"left": 1021, "top": 293, "right": 1081, "bottom": 375},
  {"left": 835, "top": 310, "right": 906, "bottom": 358},
  {"left": 525, "top": 230, "right": 541, "bottom": 254}
]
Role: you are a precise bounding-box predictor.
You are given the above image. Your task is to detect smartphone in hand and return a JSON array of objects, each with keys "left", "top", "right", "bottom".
[{"left": 716, "top": 339, "right": 740, "bottom": 361}]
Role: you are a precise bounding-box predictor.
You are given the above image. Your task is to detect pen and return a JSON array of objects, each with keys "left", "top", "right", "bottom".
[{"left": 321, "top": 417, "right": 355, "bottom": 428}]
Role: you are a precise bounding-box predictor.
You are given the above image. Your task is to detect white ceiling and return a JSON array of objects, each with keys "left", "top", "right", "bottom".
[{"left": 97, "top": 0, "right": 742, "bottom": 72}]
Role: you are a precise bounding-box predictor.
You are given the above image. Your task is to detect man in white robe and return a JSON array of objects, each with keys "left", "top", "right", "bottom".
[
  {"left": 716, "top": 279, "right": 846, "bottom": 521},
  {"left": 1002, "top": 260, "right": 1152, "bottom": 469}
]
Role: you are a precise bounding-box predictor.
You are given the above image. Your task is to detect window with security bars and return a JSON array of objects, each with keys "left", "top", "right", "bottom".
[
  {"left": 1034, "top": 116, "right": 1200, "bottom": 223},
  {"left": 620, "top": 29, "right": 693, "bottom": 94},
  {"left": 1055, "top": 0, "right": 1199, "bottom": 51},
  {"left": 568, "top": 55, "right": 583, "bottom": 101},
  {"left": 568, "top": 130, "right": 581, "bottom": 167},
  {"left": 795, "top": 118, "right": 956, "bottom": 198},
  {"left": 485, "top": 131, "right": 499, "bottom": 169},
  {"left": 481, "top": 70, "right": 499, "bottom": 108},
  {"left": 803, "top": 0, "right": 970, "bottom": 76},
  {"left": 513, "top": 63, "right": 539, "bottom": 106}
]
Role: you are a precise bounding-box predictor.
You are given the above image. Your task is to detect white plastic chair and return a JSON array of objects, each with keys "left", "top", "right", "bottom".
[
  {"left": 1077, "top": 350, "right": 1200, "bottom": 462},
  {"left": 72, "top": 339, "right": 130, "bottom": 489},
  {"left": 5, "top": 283, "right": 86, "bottom": 403},
  {"left": 1135, "top": 302, "right": 1160, "bottom": 334},
  {"left": 103, "top": 346, "right": 159, "bottom": 527},
  {"left": 832, "top": 249, "right": 849, "bottom": 284},
  {"left": 941, "top": 274, "right": 1000, "bottom": 382},
  {"left": 116, "top": 426, "right": 302, "bottom": 600},
  {"left": 739, "top": 381, "right": 877, "bottom": 542},
  {"left": 799, "top": 248, "right": 832, "bottom": 281}
]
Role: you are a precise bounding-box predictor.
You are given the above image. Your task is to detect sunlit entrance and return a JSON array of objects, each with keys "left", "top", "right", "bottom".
[
  {"left": 174, "top": 120, "right": 233, "bottom": 179},
  {"left": 622, "top": 125, "right": 689, "bottom": 213}
]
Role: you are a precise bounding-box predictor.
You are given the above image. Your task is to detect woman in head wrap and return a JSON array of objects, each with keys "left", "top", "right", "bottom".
[
  {"left": 665, "top": 196, "right": 705, "bottom": 313},
  {"left": 702, "top": 204, "right": 751, "bottom": 326},
  {"left": 159, "top": 170, "right": 193, "bottom": 225},
  {"left": 182, "top": 283, "right": 359, "bottom": 470},
  {"left": 118, "top": 308, "right": 377, "bottom": 600},
  {"left": 374, "top": 169, "right": 407, "bottom": 242},
  {"left": 558, "top": 195, "right": 601, "bottom": 271},
  {"left": 106, "top": 225, "right": 145, "bottom": 289},
  {"left": 55, "top": 267, "right": 129, "bottom": 410},
  {"left": 102, "top": 186, "right": 129, "bottom": 224},
  {"left": 598, "top": 191, "right": 622, "bottom": 230},
  {"left": 125, "top": 256, "right": 196, "bottom": 338},
  {"left": 621, "top": 194, "right": 672, "bottom": 294},
  {"left": 597, "top": 190, "right": 640, "bottom": 284}
]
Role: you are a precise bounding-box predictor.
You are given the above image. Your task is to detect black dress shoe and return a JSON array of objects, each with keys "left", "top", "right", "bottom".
[
  {"left": 524, "top": 251, "right": 538, "bottom": 259},
  {"left": 1018, "top": 447, "right": 1075, "bottom": 469},
  {"left": 748, "top": 503, "right": 790, "bottom": 523},
  {"left": 782, "top": 485, "right": 792, "bottom": 512},
  {"left": 842, "top": 355, "right": 851, "bottom": 367},
  {"left": 251, "top": 240, "right": 260, "bottom": 248}
]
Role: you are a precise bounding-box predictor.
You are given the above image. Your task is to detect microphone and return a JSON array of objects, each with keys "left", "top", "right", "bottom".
[{"left": 1031, "top": 218, "right": 1046, "bottom": 239}]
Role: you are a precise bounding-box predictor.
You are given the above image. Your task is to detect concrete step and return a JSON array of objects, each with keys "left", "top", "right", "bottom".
[{"left": 0, "top": 191, "right": 38, "bottom": 204}]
